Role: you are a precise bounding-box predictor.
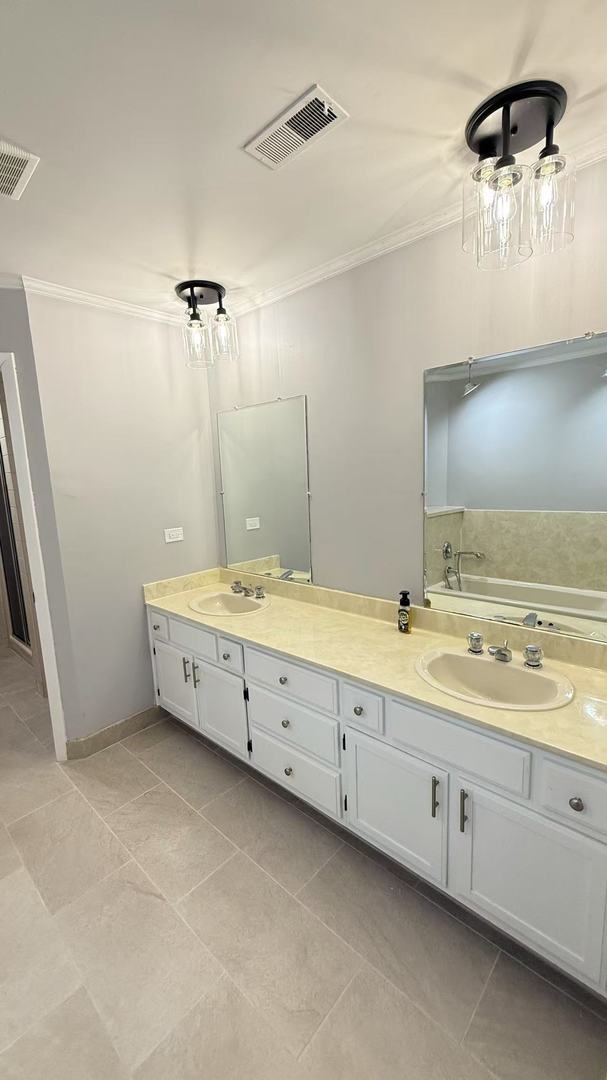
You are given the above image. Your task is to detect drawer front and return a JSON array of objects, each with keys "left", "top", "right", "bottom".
[
  {"left": 341, "top": 681, "right": 384, "bottom": 733},
  {"left": 244, "top": 648, "right": 338, "bottom": 714},
  {"left": 218, "top": 637, "right": 244, "bottom": 674},
  {"left": 148, "top": 611, "right": 169, "bottom": 640},
  {"left": 248, "top": 684, "right": 339, "bottom": 765},
  {"left": 251, "top": 728, "right": 341, "bottom": 817},
  {"left": 169, "top": 617, "right": 217, "bottom": 662},
  {"left": 539, "top": 759, "right": 607, "bottom": 837},
  {"left": 387, "top": 699, "right": 531, "bottom": 797}
]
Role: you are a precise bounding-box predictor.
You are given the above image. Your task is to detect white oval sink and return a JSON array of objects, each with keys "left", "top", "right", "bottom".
[
  {"left": 415, "top": 648, "right": 574, "bottom": 711},
  {"left": 189, "top": 591, "right": 270, "bottom": 617}
]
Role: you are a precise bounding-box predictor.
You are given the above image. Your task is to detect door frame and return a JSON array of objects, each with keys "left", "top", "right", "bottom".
[{"left": 0, "top": 353, "right": 67, "bottom": 759}]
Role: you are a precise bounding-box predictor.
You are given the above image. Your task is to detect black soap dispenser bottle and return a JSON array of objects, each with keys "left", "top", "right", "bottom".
[{"left": 398, "top": 590, "right": 411, "bottom": 633}]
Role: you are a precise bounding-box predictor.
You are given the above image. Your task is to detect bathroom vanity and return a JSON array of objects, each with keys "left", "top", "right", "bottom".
[{"left": 145, "top": 573, "right": 607, "bottom": 1000}]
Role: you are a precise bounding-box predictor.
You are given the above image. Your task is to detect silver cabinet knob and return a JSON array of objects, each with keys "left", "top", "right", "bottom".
[
  {"left": 281, "top": 718, "right": 290, "bottom": 729},
  {"left": 222, "top": 652, "right": 230, "bottom": 661},
  {"left": 279, "top": 675, "right": 288, "bottom": 685},
  {"left": 284, "top": 766, "right": 293, "bottom": 776},
  {"left": 153, "top": 624, "right": 160, "bottom": 631},
  {"left": 353, "top": 705, "right": 364, "bottom": 717},
  {"left": 569, "top": 796, "right": 585, "bottom": 812}
]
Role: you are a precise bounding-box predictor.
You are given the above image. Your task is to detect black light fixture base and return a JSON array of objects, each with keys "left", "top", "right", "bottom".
[
  {"left": 175, "top": 279, "right": 226, "bottom": 307},
  {"left": 465, "top": 80, "right": 567, "bottom": 160}
]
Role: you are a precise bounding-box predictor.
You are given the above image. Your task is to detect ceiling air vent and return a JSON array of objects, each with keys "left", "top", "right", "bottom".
[
  {"left": 0, "top": 138, "right": 40, "bottom": 200},
  {"left": 243, "top": 85, "right": 348, "bottom": 170}
]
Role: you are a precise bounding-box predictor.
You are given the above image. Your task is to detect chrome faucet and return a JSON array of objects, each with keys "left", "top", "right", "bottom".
[
  {"left": 231, "top": 580, "right": 244, "bottom": 593},
  {"left": 254, "top": 585, "right": 265, "bottom": 599},
  {"left": 488, "top": 639, "right": 512, "bottom": 663},
  {"left": 445, "top": 550, "right": 485, "bottom": 591},
  {"left": 522, "top": 611, "right": 538, "bottom": 627},
  {"left": 242, "top": 585, "right": 255, "bottom": 597}
]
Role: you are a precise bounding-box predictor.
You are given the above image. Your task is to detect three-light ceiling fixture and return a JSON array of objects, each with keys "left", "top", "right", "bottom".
[
  {"left": 462, "top": 80, "right": 575, "bottom": 270},
  {"left": 175, "top": 280, "right": 239, "bottom": 367}
]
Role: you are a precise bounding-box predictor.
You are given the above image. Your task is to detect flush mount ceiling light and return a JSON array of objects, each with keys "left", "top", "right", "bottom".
[
  {"left": 462, "top": 358, "right": 480, "bottom": 397},
  {"left": 462, "top": 80, "right": 575, "bottom": 270},
  {"left": 175, "top": 280, "right": 239, "bottom": 368}
]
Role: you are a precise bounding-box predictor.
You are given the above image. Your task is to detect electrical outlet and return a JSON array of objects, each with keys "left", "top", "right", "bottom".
[
  {"left": 164, "top": 527, "right": 184, "bottom": 543},
  {"left": 246, "top": 517, "right": 260, "bottom": 531}
]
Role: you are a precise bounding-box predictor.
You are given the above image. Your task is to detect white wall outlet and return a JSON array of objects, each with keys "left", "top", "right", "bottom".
[
  {"left": 164, "top": 526, "right": 184, "bottom": 543},
  {"left": 246, "top": 516, "right": 260, "bottom": 531}
]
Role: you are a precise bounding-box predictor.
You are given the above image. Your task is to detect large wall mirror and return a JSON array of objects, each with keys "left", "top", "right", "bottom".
[
  {"left": 218, "top": 396, "right": 312, "bottom": 583},
  {"left": 424, "top": 333, "right": 607, "bottom": 642}
]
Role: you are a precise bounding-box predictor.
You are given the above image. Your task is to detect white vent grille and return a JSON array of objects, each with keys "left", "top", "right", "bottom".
[
  {"left": 0, "top": 138, "right": 39, "bottom": 200},
  {"left": 244, "top": 85, "right": 348, "bottom": 170}
]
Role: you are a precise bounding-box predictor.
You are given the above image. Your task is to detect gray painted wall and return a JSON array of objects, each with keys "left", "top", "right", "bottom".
[
  {"left": 219, "top": 397, "right": 310, "bottom": 571},
  {"left": 431, "top": 355, "right": 607, "bottom": 511},
  {"left": 26, "top": 293, "right": 219, "bottom": 740},
  {"left": 209, "top": 158, "right": 607, "bottom": 602}
]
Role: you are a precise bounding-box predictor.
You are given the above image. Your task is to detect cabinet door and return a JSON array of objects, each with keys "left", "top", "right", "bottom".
[
  {"left": 155, "top": 640, "right": 197, "bottom": 728},
  {"left": 344, "top": 728, "right": 448, "bottom": 885},
  {"left": 195, "top": 658, "right": 249, "bottom": 760},
  {"left": 453, "top": 783, "right": 607, "bottom": 983}
]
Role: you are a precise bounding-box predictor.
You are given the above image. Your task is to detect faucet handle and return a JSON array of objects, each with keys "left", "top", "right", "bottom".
[
  {"left": 467, "top": 632, "right": 484, "bottom": 654},
  {"left": 523, "top": 644, "right": 544, "bottom": 669},
  {"left": 230, "top": 580, "right": 243, "bottom": 593}
]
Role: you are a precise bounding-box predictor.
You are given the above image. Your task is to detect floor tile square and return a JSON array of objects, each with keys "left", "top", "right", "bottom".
[
  {"left": 138, "top": 726, "right": 244, "bottom": 808},
  {"left": 5, "top": 687, "right": 48, "bottom": 722},
  {"left": 0, "top": 824, "right": 20, "bottom": 881},
  {"left": 64, "top": 743, "right": 157, "bottom": 817},
  {"left": 121, "top": 719, "right": 175, "bottom": 756},
  {"left": 56, "top": 861, "right": 222, "bottom": 1071},
  {"left": 179, "top": 851, "right": 361, "bottom": 1055},
  {"left": 108, "top": 783, "right": 235, "bottom": 901},
  {"left": 10, "top": 789, "right": 128, "bottom": 913},
  {"left": 0, "top": 742, "right": 72, "bottom": 825},
  {"left": 203, "top": 778, "right": 342, "bottom": 893}
]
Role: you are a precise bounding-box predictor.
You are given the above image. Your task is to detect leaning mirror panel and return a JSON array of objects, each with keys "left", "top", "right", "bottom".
[
  {"left": 424, "top": 332, "right": 607, "bottom": 642},
  {"left": 218, "top": 396, "right": 312, "bottom": 584}
]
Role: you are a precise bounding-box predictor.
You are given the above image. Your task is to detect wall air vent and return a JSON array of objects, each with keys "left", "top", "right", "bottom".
[
  {"left": 0, "top": 138, "right": 40, "bottom": 200},
  {"left": 243, "top": 85, "right": 348, "bottom": 170}
]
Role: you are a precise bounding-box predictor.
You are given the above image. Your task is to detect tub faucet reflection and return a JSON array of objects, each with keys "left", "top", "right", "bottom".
[{"left": 444, "top": 550, "right": 485, "bottom": 590}]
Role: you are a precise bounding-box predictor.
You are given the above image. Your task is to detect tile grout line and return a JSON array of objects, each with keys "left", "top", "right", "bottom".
[
  {"left": 6, "top": 786, "right": 77, "bottom": 829},
  {"left": 459, "top": 948, "right": 500, "bottom": 1048},
  {"left": 296, "top": 965, "right": 361, "bottom": 1063},
  {"left": 294, "top": 840, "right": 345, "bottom": 898}
]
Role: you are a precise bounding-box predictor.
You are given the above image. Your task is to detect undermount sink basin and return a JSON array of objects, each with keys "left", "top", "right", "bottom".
[
  {"left": 415, "top": 648, "right": 574, "bottom": 711},
  {"left": 189, "top": 591, "right": 270, "bottom": 616}
]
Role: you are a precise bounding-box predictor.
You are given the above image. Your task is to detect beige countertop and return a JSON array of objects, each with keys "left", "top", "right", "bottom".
[{"left": 147, "top": 583, "right": 607, "bottom": 773}]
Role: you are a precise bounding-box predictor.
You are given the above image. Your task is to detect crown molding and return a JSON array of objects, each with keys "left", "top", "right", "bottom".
[{"left": 21, "top": 277, "right": 181, "bottom": 326}]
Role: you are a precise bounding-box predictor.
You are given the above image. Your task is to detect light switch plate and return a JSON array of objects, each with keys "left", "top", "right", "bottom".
[
  {"left": 164, "top": 527, "right": 184, "bottom": 543},
  {"left": 245, "top": 517, "right": 260, "bottom": 531}
]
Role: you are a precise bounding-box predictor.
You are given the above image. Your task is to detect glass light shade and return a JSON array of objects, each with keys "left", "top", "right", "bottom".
[
  {"left": 461, "top": 157, "right": 497, "bottom": 255},
  {"left": 212, "top": 311, "right": 239, "bottom": 362},
  {"left": 531, "top": 153, "right": 575, "bottom": 255},
  {"left": 476, "top": 162, "right": 532, "bottom": 270},
  {"left": 183, "top": 313, "right": 213, "bottom": 368}
]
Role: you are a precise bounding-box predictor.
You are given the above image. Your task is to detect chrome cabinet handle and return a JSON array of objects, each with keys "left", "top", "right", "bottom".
[
  {"left": 192, "top": 662, "right": 200, "bottom": 689},
  {"left": 431, "top": 776, "right": 439, "bottom": 818},
  {"left": 153, "top": 623, "right": 160, "bottom": 631},
  {"left": 279, "top": 675, "right": 288, "bottom": 685},
  {"left": 353, "top": 705, "right": 364, "bottom": 717},
  {"left": 281, "top": 718, "right": 290, "bottom": 729},
  {"left": 222, "top": 652, "right": 231, "bottom": 661},
  {"left": 459, "top": 788, "right": 468, "bottom": 833},
  {"left": 569, "top": 796, "right": 585, "bottom": 812},
  {"left": 182, "top": 657, "right": 191, "bottom": 683},
  {"left": 284, "top": 766, "right": 293, "bottom": 776}
]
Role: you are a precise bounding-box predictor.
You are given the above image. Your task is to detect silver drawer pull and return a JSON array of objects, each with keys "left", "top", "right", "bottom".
[
  {"left": 284, "top": 766, "right": 293, "bottom": 776},
  {"left": 279, "top": 675, "right": 288, "bottom": 685},
  {"left": 222, "top": 652, "right": 231, "bottom": 661},
  {"left": 569, "top": 796, "right": 585, "bottom": 812},
  {"left": 153, "top": 623, "right": 160, "bottom": 631},
  {"left": 281, "top": 719, "right": 290, "bottom": 729},
  {"left": 353, "top": 705, "right": 364, "bottom": 717}
]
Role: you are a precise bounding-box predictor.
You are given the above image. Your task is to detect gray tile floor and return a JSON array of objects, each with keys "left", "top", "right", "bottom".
[{"left": 1, "top": 645, "right": 606, "bottom": 1078}]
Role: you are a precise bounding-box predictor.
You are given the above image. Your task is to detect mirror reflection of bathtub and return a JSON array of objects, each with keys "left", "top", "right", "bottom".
[{"left": 427, "top": 574, "right": 607, "bottom": 641}]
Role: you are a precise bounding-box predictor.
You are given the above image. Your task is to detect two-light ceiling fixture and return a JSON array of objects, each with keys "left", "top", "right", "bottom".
[
  {"left": 462, "top": 80, "right": 575, "bottom": 270},
  {"left": 175, "top": 280, "right": 239, "bottom": 367}
]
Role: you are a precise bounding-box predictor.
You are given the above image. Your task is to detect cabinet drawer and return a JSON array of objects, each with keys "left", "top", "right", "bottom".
[
  {"left": 244, "top": 648, "right": 338, "bottom": 714},
  {"left": 341, "top": 682, "right": 384, "bottom": 733},
  {"left": 248, "top": 685, "right": 339, "bottom": 765},
  {"left": 539, "top": 760, "right": 607, "bottom": 837},
  {"left": 387, "top": 699, "right": 531, "bottom": 797},
  {"left": 251, "top": 729, "right": 341, "bottom": 817},
  {"left": 148, "top": 611, "right": 168, "bottom": 640},
  {"left": 218, "top": 637, "right": 244, "bottom": 674},
  {"left": 169, "top": 618, "right": 217, "bottom": 661}
]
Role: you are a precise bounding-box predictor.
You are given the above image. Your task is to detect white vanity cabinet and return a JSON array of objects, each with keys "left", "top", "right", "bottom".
[
  {"left": 194, "top": 658, "right": 248, "bottom": 760},
  {"left": 154, "top": 639, "right": 198, "bottom": 728},
  {"left": 344, "top": 728, "right": 447, "bottom": 884},
  {"left": 452, "top": 781, "right": 607, "bottom": 983}
]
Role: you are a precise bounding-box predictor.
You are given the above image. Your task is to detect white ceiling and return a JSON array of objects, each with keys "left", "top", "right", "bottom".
[{"left": 1, "top": 0, "right": 607, "bottom": 315}]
